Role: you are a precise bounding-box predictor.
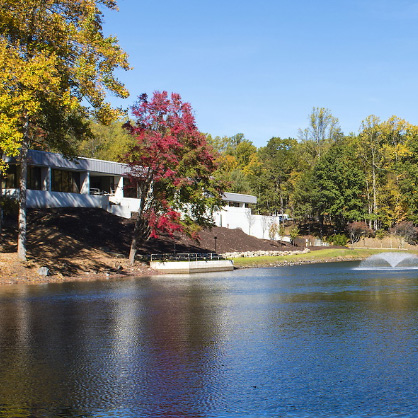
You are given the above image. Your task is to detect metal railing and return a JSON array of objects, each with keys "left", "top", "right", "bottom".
[{"left": 150, "top": 253, "right": 224, "bottom": 262}]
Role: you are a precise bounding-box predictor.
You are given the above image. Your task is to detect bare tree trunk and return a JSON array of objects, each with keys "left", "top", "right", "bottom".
[
  {"left": 128, "top": 216, "right": 149, "bottom": 265},
  {"left": 128, "top": 229, "right": 138, "bottom": 265},
  {"left": 18, "top": 137, "right": 28, "bottom": 261},
  {"left": 279, "top": 182, "right": 284, "bottom": 215},
  {"left": 372, "top": 160, "right": 378, "bottom": 231},
  {"left": 364, "top": 177, "right": 373, "bottom": 229},
  {"left": 128, "top": 175, "right": 152, "bottom": 265}
]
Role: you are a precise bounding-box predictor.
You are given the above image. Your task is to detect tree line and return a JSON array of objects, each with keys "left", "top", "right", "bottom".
[
  {"left": 78, "top": 106, "right": 418, "bottom": 243},
  {"left": 203, "top": 108, "right": 418, "bottom": 241}
]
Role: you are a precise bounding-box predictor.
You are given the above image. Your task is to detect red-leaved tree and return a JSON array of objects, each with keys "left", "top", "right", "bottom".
[
  {"left": 347, "top": 221, "right": 372, "bottom": 243},
  {"left": 124, "top": 91, "right": 225, "bottom": 264}
]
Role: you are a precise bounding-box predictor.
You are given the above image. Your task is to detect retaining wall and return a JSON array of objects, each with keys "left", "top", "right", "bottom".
[{"left": 150, "top": 259, "right": 234, "bottom": 274}]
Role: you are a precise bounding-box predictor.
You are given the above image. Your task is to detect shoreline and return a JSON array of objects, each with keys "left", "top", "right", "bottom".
[
  {"left": 233, "top": 256, "right": 366, "bottom": 269},
  {"left": 0, "top": 248, "right": 415, "bottom": 287},
  {"left": 230, "top": 247, "right": 417, "bottom": 269},
  {"left": 0, "top": 265, "right": 163, "bottom": 287},
  {"left": 0, "top": 252, "right": 162, "bottom": 287}
]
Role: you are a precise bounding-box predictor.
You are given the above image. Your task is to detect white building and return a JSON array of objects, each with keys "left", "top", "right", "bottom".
[
  {"left": 3, "top": 150, "right": 286, "bottom": 240},
  {"left": 214, "top": 192, "right": 289, "bottom": 241}
]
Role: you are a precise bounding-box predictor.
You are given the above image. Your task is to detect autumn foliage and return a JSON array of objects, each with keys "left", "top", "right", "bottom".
[
  {"left": 0, "top": 0, "right": 131, "bottom": 260},
  {"left": 124, "top": 91, "right": 224, "bottom": 263},
  {"left": 347, "top": 221, "right": 373, "bottom": 243}
]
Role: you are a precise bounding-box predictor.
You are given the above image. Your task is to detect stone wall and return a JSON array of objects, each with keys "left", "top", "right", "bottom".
[{"left": 222, "top": 248, "right": 310, "bottom": 259}]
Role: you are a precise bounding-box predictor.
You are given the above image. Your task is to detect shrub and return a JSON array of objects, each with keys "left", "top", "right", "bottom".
[
  {"left": 1, "top": 196, "right": 18, "bottom": 216},
  {"left": 269, "top": 223, "right": 279, "bottom": 240},
  {"left": 375, "top": 229, "right": 386, "bottom": 240},
  {"left": 289, "top": 225, "right": 300, "bottom": 245},
  {"left": 328, "top": 234, "right": 348, "bottom": 246},
  {"left": 391, "top": 221, "right": 418, "bottom": 245}
]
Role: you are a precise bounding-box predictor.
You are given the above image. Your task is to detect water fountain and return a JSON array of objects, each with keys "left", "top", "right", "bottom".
[{"left": 357, "top": 252, "right": 418, "bottom": 269}]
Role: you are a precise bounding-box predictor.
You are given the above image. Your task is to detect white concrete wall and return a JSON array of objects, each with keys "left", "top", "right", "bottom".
[
  {"left": 5, "top": 189, "right": 109, "bottom": 209},
  {"left": 107, "top": 200, "right": 287, "bottom": 242},
  {"left": 114, "top": 176, "right": 124, "bottom": 200},
  {"left": 213, "top": 207, "right": 289, "bottom": 241},
  {"left": 5, "top": 188, "right": 138, "bottom": 218},
  {"left": 80, "top": 172, "right": 89, "bottom": 194},
  {"left": 26, "top": 189, "right": 109, "bottom": 209},
  {"left": 150, "top": 259, "right": 234, "bottom": 273},
  {"left": 108, "top": 197, "right": 141, "bottom": 218}
]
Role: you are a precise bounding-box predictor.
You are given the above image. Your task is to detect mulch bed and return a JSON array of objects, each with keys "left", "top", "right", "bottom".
[
  {"left": 16, "top": 207, "right": 305, "bottom": 255},
  {"left": 0, "top": 208, "right": 309, "bottom": 280}
]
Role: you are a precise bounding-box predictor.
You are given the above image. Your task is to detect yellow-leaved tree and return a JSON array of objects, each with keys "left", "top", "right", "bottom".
[{"left": 0, "top": 0, "right": 130, "bottom": 260}]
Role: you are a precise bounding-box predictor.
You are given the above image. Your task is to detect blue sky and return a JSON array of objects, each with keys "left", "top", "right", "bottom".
[{"left": 102, "top": 0, "right": 418, "bottom": 147}]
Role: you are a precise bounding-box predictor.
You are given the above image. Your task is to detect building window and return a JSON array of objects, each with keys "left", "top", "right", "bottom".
[
  {"left": 123, "top": 181, "right": 139, "bottom": 198},
  {"left": 89, "top": 176, "right": 116, "bottom": 195},
  {"left": 2, "top": 164, "right": 18, "bottom": 189},
  {"left": 1, "top": 165, "right": 41, "bottom": 190},
  {"left": 28, "top": 167, "right": 42, "bottom": 190},
  {"left": 123, "top": 178, "right": 140, "bottom": 198},
  {"left": 228, "top": 201, "right": 241, "bottom": 207},
  {"left": 52, "top": 169, "right": 80, "bottom": 193}
]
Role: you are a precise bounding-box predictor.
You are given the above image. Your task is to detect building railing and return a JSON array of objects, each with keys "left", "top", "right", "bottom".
[
  {"left": 89, "top": 188, "right": 116, "bottom": 196},
  {"left": 150, "top": 253, "right": 224, "bottom": 262}
]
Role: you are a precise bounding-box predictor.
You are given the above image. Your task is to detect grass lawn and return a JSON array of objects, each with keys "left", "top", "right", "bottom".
[{"left": 231, "top": 247, "right": 418, "bottom": 268}]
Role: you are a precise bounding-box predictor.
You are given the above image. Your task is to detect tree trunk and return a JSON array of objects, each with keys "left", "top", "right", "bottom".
[
  {"left": 0, "top": 170, "right": 3, "bottom": 236},
  {"left": 128, "top": 216, "right": 149, "bottom": 265},
  {"left": 365, "top": 180, "right": 373, "bottom": 230},
  {"left": 128, "top": 179, "right": 151, "bottom": 265},
  {"left": 18, "top": 137, "right": 29, "bottom": 261},
  {"left": 128, "top": 231, "right": 138, "bottom": 265},
  {"left": 279, "top": 182, "right": 284, "bottom": 215},
  {"left": 372, "top": 164, "right": 378, "bottom": 231}
]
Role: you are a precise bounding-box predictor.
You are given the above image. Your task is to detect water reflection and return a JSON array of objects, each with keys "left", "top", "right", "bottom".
[{"left": 0, "top": 264, "right": 417, "bottom": 417}]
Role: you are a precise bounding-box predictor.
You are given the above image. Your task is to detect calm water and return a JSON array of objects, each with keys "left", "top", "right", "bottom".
[{"left": 1, "top": 262, "right": 418, "bottom": 417}]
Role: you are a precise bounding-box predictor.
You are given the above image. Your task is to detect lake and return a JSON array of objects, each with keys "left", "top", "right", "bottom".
[{"left": 1, "top": 261, "right": 418, "bottom": 417}]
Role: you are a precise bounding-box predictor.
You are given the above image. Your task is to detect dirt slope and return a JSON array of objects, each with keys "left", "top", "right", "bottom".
[{"left": 0, "top": 208, "right": 299, "bottom": 282}]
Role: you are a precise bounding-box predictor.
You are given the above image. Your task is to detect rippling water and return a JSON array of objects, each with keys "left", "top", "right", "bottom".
[{"left": 1, "top": 262, "right": 418, "bottom": 417}]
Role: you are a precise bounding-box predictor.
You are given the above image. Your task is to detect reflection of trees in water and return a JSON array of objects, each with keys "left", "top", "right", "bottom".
[
  {"left": 0, "top": 286, "right": 93, "bottom": 417},
  {"left": 0, "top": 280, "right": 227, "bottom": 417},
  {"left": 266, "top": 271, "right": 418, "bottom": 383},
  {"left": 135, "top": 279, "right": 227, "bottom": 415},
  {"left": 269, "top": 276, "right": 418, "bottom": 339}
]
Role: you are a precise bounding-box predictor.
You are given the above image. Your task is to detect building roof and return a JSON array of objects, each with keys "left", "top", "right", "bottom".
[
  {"left": 4, "top": 150, "right": 128, "bottom": 176},
  {"left": 223, "top": 192, "right": 257, "bottom": 204}
]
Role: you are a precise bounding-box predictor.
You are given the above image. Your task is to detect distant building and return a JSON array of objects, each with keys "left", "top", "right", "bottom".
[{"left": 213, "top": 192, "right": 289, "bottom": 241}]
